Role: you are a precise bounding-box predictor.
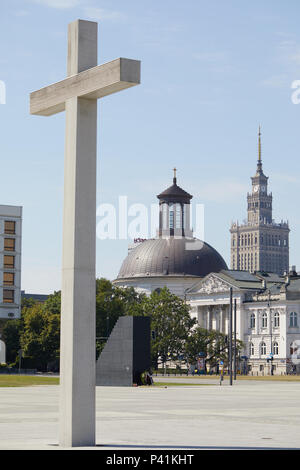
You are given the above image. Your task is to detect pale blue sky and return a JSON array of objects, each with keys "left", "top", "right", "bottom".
[{"left": 1, "top": 0, "right": 300, "bottom": 293}]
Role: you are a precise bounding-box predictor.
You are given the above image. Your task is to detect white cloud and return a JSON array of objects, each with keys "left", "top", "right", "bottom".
[
  {"left": 197, "top": 179, "right": 248, "bottom": 203},
  {"left": 277, "top": 39, "right": 300, "bottom": 66},
  {"left": 15, "top": 10, "right": 30, "bottom": 16},
  {"left": 29, "top": 0, "right": 81, "bottom": 9},
  {"left": 261, "top": 74, "right": 289, "bottom": 89},
  {"left": 192, "top": 51, "right": 237, "bottom": 76},
  {"left": 84, "top": 7, "right": 126, "bottom": 22},
  {"left": 192, "top": 51, "right": 228, "bottom": 63}
]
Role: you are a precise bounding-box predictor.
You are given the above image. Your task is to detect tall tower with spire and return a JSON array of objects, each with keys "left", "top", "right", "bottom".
[{"left": 230, "top": 128, "right": 290, "bottom": 275}]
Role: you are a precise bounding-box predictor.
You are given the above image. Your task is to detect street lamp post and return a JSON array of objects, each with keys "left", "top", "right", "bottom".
[
  {"left": 229, "top": 288, "right": 233, "bottom": 386},
  {"left": 268, "top": 290, "right": 274, "bottom": 376},
  {"left": 234, "top": 298, "right": 237, "bottom": 380}
]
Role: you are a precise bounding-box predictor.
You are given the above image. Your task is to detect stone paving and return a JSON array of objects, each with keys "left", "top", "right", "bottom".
[{"left": 0, "top": 379, "right": 299, "bottom": 449}]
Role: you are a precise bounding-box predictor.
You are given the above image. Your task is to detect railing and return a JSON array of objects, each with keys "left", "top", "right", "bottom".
[{"left": 0, "top": 368, "right": 37, "bottom": 375}]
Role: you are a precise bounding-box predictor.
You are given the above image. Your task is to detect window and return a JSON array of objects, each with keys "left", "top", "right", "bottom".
[
  {"left": 273, "top": 342, "right": 279, "bottom": 355},
  {"left": 175, "top": 204, "right": 181, "bottom": 229},
  {"left": 4, "top": 238, "right": 15, "bottom": 252},
  {"left": 250, "top": 343, "right": 254, "bottom": 356},
  {"left": 250, "top": 313, "right": 255, "bottom": 329},
  {"left": 162, "top": 204, "right": 168, "bottom": 229},
  {"left": 169, "top": 204, "right": 174, "bottom": 229},
  {"left": 3, "top": 289, "right": 14, "bottom": 303},
  {"left": 261, "top": 342, "right": 267, "bottom": 355},
  {"left": 4, "top": 255, "right": 14, "bottom": 269},
  {"left": 290, "top": 312, "right": 298, "bottom": 328},
  {"left": 3, "top": 272, "right": 14, "bottom": 286},
  {"left": 4, "top": 221, "right": 16, "bottom": 234},
  {"left": 183, "top": 204, "right": 187, "bottom": 229},
  {"left": 262, "top": 312, "right": 268, "bottom": 328},
  {"left": 274, "top": 312, "right": 280, "bottom": 328}
]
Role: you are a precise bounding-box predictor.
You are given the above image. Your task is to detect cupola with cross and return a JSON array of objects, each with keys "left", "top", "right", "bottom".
[{"left": 157, "top": 169, "right": 193, "bottom": 238}]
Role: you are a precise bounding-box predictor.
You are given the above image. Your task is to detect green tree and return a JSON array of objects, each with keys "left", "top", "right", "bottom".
[
  {"left": 185, "top": 326, "right": 244, "bottom": 371},
  {"left": 95, "top": 278, "right": 145, "bottom": 358},
  {"left": 21, "top": 292, "right": 61, "bottom": 371},
  {"left": 0, "top": 297, "right": 40, "bottom": 365},
  {"left": 1, "top": 319, "right": 23, "bottom": 364},
  {"left": 141, "top": 287, "right": 196, "bottom": 369}
]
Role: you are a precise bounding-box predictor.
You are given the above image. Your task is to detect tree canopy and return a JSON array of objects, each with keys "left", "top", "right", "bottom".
[
  {"left": 1, "top": 280, "right": 243, "bottom": 372},
  {"left": 20, "top": 292, "right": 61, "bottom": 370},
  {"left": 140, "top": 287, "right": 196, "bottom": 368}
]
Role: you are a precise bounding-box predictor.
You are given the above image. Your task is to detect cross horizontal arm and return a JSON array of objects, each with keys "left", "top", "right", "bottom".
[{"left": 30, "top": 58, "right": 140, "bottom": 116}]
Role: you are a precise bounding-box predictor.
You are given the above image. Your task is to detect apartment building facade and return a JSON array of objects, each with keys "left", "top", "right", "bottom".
[{"left": 0, "top": 205, "right": 22, "bottom": 319}]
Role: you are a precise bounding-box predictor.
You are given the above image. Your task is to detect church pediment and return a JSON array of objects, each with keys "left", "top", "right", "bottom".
[{"left": 188, "top": 274, "right": 235, "bottom": 295}]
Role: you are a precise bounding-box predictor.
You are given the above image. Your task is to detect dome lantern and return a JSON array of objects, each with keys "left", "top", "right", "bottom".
[{"left": 157, "top": 170, "right": 193, "bottom": 238}]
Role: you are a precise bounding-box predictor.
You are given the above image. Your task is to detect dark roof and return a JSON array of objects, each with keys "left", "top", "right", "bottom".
[
  {"left": 255, "top": 272, "right": 285, "bottom": 283},
  {"left": 287, "top": 279, "right": 300, "bottom": 291},
  {"left": 21, "top": 291, "right": 49, "bottom": 302},
  {"left": 224, "top": 270, "right": 259, "bottom": 282},
  {"left": 214, "top": 270, "right": 265, "bottom": 290},
  {"left": 187, "top": 270, "right": 284, "bottom": 295},
  {"left": 117, "top": 237, "right": 227, "bottom": 279},
  {"left": 157, "top": 182, "right": 193, "bottom": 203}
]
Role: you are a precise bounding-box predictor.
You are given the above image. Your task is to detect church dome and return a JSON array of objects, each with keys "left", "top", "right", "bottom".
[{"left": 117, "top": 237, "right": 227, "bottom": 279}]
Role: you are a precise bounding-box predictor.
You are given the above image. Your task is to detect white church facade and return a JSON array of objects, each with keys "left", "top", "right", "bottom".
[{"left": 187, "top": 269, "right": 300, "bottom": 375}]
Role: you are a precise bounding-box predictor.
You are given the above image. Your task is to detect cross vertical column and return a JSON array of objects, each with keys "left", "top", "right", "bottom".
[{"left": 59, "top": 20, "right": 98, "bottom": 447}]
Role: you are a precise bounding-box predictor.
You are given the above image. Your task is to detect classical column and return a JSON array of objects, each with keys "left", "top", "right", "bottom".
[
  {"left": 220, "top": 307, "right": 223, "bottom": 331},
  {"left": 224, "top": 305, "right": 229, "bottom": 334},
  {"left": 207, "top": 307, "right": 211, "bottom": 330}
]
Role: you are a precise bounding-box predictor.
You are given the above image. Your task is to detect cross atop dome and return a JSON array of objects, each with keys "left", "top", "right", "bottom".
[
  {"left": 173, "top": 167, "right": 177, "bottom": 184},
  {"left": 157, "top": 171, "right": 193, "bottom": 204}
]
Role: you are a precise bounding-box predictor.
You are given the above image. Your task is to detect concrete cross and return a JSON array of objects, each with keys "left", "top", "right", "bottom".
[{"left": 30, "top": 19, "right": 140, "bottom": 447}]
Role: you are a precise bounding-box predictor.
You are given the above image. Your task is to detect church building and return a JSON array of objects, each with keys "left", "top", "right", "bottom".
[
  {"left": 114, "top": 151, "right": 299, "bottom": 376},
  {"left": 114, "top": 171, "right": 227, "bottom": 296},
  {"left": 230, "top": 128, "right": 289, "bottom": 275}
]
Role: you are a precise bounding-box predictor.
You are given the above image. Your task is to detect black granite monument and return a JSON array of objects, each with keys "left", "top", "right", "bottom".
[{"left": 96, "top": 316, "right": 151, "bottom": 386}]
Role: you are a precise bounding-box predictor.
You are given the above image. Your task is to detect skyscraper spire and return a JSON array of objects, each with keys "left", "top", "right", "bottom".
[
  {"left": 256, "top": 125, "right": 263, "bottom": 174},
  {"left": 258, "top": 125, "right": 262, "bottom": 162}
]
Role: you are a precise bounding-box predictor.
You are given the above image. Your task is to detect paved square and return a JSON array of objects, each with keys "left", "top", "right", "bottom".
[{"left": 0, "top": 379, "right": 299, "bottom": 449}]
